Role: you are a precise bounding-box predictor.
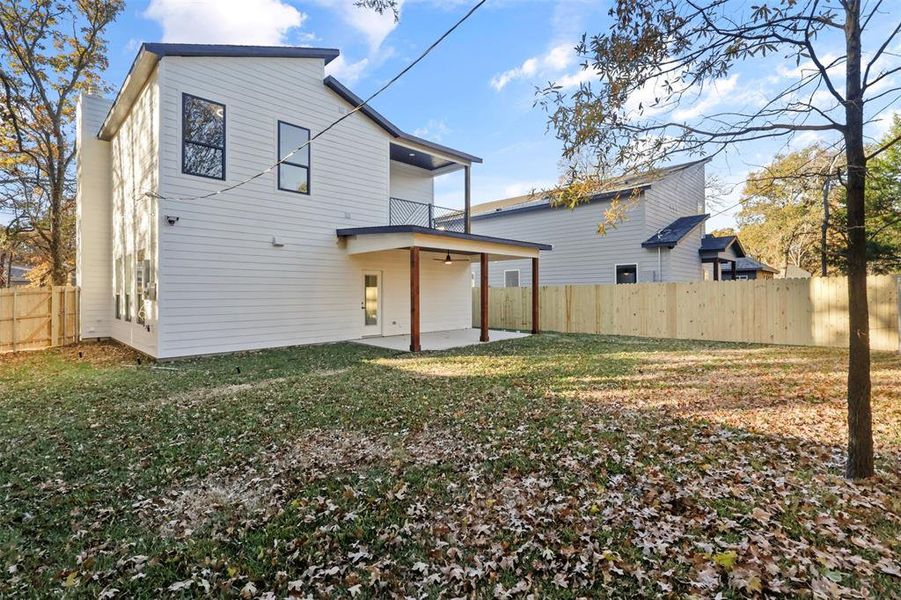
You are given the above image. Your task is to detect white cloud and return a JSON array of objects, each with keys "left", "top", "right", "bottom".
[
  {"left": 315, "top": 0, "right": 404, "bottom": 52},
  {"left": 145, "top": 0, "right": 305, "bottom": 45},
  {"left": 672, "top": 74, "right": 740, "bottom": 121},
  {"left": 325, "top": 55, "right": 370, "bottom": 84},
  {"left": 314, "top": 0, "right": 405, "bottom": 85},
  {"left": 413, "top": 119, "right": 450, "bottom": 142},
  {"left": 490, "top": 43, "right": 577, "bottom": 91}
]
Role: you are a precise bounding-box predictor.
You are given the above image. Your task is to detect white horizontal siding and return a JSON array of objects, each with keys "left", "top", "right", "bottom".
[
  {"left": 390, "top": 161, "right": 434, "bottom": 204},
  {"left": 76, "top": 95, "right": 113, "bottom": 338},
  {"left": 109, "top": 71, "right": 159, "bottom": 356},
  {"left": 643, "top": 163, "right": 706, "bottom": 282},
  {"left": 471, "top": 197, "right": 652, "bottom": 286},
  {"left": 473, "top": 164, "right": 709, "bottom": 286},
  {"left": 150, "top": 56, "right": 468, "bottom": 358}
]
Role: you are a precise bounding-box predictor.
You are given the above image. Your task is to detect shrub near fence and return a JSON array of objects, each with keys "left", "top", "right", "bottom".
[
  {"left": 0, "top": 286, "right": 79, "bottom": 353},
  {"left": 473, "top": 275, "right": 901, "bottom": 352}
]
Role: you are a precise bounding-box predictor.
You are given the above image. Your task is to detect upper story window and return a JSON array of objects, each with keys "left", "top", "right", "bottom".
[
  {"left": 278, "top": 121, "right": 310, "bottom": 194},
  {"left": 182, "top": 94, "right": 225, "bottom": 180}
]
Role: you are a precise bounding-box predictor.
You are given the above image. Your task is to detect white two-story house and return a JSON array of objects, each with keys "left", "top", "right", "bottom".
[
  {"left": 470, "top": 159, "right": 745, "bottom": 286},
  {"left": 76, "top": 43, "right": 550, "bottom": 359}
]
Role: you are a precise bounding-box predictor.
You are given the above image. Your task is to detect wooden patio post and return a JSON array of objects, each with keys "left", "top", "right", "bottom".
[
  {"left": 731, "top": 260, "right": 737, "bottom": 280},
  {"left": 464, "top": 165, "right": 472, "bottom": 234},
  {"left": 480, "top": 253, "right": 489, "bottom": 342},
  {"left": 410, "top": 246, "right": 421, "bottom": 352},
  {"left": 713, "top": 260, "right": 721, "bottom": 281},
  {"left": 531, "top": 257, "right": 539, "bottom": 334}
]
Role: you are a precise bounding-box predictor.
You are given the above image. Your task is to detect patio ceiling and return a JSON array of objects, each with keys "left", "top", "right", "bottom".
[{"left": 336, "top": 225, "right": 551, "bottom": 261}]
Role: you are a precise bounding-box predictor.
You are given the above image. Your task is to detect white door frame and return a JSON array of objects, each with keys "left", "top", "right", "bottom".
[{"left": 362, "top": 270, "right": 383, "bottom": 337}]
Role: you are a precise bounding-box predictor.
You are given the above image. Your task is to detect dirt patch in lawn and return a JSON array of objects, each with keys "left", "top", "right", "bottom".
[{"left": 140, "top": 427, "right": 469, "bottom": 538}]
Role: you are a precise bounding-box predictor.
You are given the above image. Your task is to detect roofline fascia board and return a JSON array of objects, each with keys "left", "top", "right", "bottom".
[
  {"left": 470, "top": 186, "right": 650, "bottom": 221},
  {"left": 98, "top": 43, "right": 342, "bottom": 140},
  {"left": 336, "top": 225, "right": 552, "bottom": 251},
  {"left": 142, "top": 43, "right": 340, "bottom": 63},
  {"left": 324, "top": 76, "right": 482, "bottom": 164}
]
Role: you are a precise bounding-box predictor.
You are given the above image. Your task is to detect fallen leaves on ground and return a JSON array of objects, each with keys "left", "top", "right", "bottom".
[{"left": 0, "top": 336, "right": 898, "bottom": 598}]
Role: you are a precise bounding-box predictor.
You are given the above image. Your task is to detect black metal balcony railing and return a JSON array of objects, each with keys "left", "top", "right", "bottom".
[{"left": 389, "top": 197, "right": 466, "bottom": 233}]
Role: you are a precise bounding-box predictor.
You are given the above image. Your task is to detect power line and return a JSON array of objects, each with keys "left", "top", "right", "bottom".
[{"left": 155, "top": 0, "right": 488, "bottom": 203}]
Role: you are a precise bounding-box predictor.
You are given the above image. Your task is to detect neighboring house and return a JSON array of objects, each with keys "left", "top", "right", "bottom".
[
  {"left": 7, "top": 264, "right": 30, "bottom": 287},
  {"left": 778, "top": 264, "right": 812, "bottom": 279},
  {"left": 76, "top": 43, "right": 550, "bottom": 359},
  {"left": 471, "top": 159, "right": 716, "bottom": 286},
  {"left": 719, "top": 257, "right": 779, "bottom": 280}
]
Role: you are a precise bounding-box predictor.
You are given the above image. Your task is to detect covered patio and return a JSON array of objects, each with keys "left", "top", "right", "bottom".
[
  {"left": 356, "top": 328, "right": 529, "bottom": 352},
  {"left": 337, "top": 225, "right": 551, "bottom": 352}
]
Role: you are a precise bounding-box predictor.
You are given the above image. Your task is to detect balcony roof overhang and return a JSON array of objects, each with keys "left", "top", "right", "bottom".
[{"left": 336, "top": 225, "right": 551, "bottom": 261}]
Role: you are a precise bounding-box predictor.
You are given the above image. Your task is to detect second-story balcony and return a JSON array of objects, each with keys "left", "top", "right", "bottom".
[{"left": 388, "top": 197, "right": 466, "bottom": 233}]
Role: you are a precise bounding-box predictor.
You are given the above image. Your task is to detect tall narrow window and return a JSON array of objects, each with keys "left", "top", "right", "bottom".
[
  {"left": 124, "top": 254, "right": 133, "bottom": 321},
  {"left": 183, "top": 94, "right": 225, "bottom": 179},
  {"left": 277, "top": 121, "right": 310, "bottom": 194},
  {"left": 136, "top": 251, "right": 145, "bottom": 325},
  {"left": 114, "top": 256, "right": 122, "bottom": 319}
]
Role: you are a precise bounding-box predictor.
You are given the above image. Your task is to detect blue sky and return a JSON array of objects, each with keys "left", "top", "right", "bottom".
[{"left": 101, "top": 0, "right": 901, "bottom": 230}]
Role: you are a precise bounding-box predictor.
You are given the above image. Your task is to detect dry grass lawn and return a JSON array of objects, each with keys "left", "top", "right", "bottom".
[{"left": 0, "top": 334, "right": 898, "bottom": 598}]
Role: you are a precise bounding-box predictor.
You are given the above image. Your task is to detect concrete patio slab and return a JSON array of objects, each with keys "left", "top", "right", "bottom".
[{"left": 355, "top": 328, "right": 529, "bottom": 352}]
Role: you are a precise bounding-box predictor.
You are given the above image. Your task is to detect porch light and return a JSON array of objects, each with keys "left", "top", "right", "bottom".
[{"left": 444, "top": 252, "right": 452, "bottom": 264}]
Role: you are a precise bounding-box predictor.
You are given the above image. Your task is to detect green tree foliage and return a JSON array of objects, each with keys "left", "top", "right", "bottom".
[
  {"left": 737, "top": 120, "right": 901, "bottom": 275},
  {"left": 0, "top": 0, "right": 123, "bottom": 285},
  {"left": 737, "top": 146, "right": 832, "bottom": 274}
]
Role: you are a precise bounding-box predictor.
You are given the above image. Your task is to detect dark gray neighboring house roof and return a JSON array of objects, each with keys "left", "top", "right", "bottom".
[
  {"left": 324, "top": 76, "right": 482, "bottom": 165},
  {"left": 733, "top": 257, "right": 779, "bottom": 273},
  {"left": 641, "top": 214, "right": 710, "bottom": 248},
  {"left": 336, "top": 225, "right": 552, "bottom": 251},
  {"left": 699, "top": 234, "right": 747, "bottom": 258},
  {"left": 469, "top": 187, "right": 652, "bottom": 222}
]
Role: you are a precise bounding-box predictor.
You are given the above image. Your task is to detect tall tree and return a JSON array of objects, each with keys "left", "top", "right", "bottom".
[
  {"left": 540, "top": 0, "right": 901, "bottom": 478},
  {"left": 0, "top": 0, "right": 123, "bottom": 285},
  {"left": 737, "top": 146, "right": 835, "bottom": 274}
]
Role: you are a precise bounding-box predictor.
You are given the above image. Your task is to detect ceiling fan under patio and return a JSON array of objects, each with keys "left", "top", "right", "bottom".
[{"left": 433, "top": 252, "right": 466, "bottom": 264}]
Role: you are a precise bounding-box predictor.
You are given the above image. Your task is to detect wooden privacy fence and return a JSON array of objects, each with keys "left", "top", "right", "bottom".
[
  {"left": 0, "top": 286, "right": 79, "bottom": 353},
  {"left": 473, "top": 275, "right": 901, "bottom": 352}
]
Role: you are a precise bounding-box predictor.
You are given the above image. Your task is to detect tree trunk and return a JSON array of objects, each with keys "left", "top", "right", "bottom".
[{"left": 843, "top": 1, "right": 874, "bottom": 479}]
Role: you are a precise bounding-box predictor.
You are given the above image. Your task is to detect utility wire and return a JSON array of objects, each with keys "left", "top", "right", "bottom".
[{"left": 154, "top": 0, "right": 488, "bottom": 203}]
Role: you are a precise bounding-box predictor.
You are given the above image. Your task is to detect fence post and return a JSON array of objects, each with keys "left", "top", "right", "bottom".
[
  {"left": 897, "top": 275, "right": 901, "bottom": 354},
  {"left": 50, "top": 286, "right": 60, "bottom": 347},
  {"left": 10, "top": 288, "right": 17, "bottom": 352}
]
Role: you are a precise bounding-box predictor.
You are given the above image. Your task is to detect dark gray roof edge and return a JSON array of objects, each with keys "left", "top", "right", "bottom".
[
  {"left": 324, "top": 76, "right": 482, "bottom": 164},
  {"left": 735, "top": 257, "right": 779, "bottom": 273},
  {"left": 700, "top": 234, "right": 748, "bottom": 258},
  {"left": 142, "top": 42, "right": 340, "bottom": 64},
  {"left": 470, "top": 186, "right": 651, "bottom": 222},
  {"left": 336, "top": 225, "right": 552, "bottom": 251},
  {"left": 98, "top": 43, "right": 341, "bottom": 138},
  {"left": 641, "top": 213, "right": 710, "bottom": 248}
]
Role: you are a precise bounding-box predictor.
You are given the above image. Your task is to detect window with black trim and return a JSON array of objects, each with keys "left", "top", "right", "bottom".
[
  {"left": 615, "top": 264, "right": 637, "bottom": 284},
  {"left": 277, "top": 121, "right": 310, "bottom": 194},
  {"left": 182, "top": 94, "right": 225, "bottom": 179}
]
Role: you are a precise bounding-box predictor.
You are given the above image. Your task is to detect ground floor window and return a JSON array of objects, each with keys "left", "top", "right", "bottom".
[
  {"left": 114, "top": 256, "right": 122, "bottom": 319},
  {"left": 615, "top": 264, "right": 637, "bottom": 284},
  {"left": 124, "top": 254, "right": 132, "bottom": 321},
  {"left": 504, "top": 269, "right": 520, "bottom": 288}
]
